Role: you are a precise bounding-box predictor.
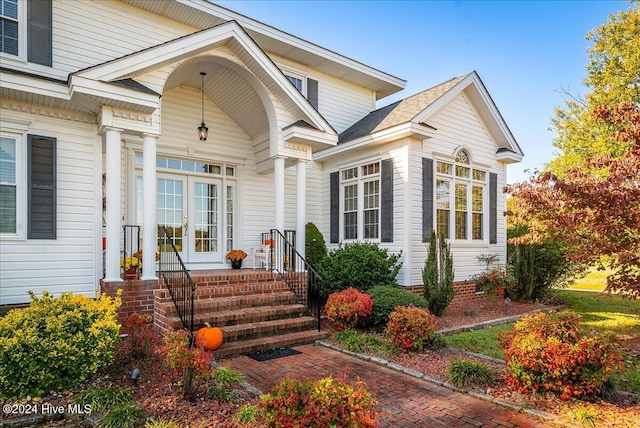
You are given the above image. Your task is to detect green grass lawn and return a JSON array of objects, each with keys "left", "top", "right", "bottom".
[
  {"left": 445, "top": 290, "right": 640, "bottom": 392},
  {"left": 565, "top": 267, "right": 611, "bottom": 292}
]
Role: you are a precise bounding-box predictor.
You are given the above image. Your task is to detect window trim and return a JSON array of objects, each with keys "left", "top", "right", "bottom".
[
  {"left": 434, "top": 149, "right": 488, "bottom": 242},
  {"left": 339, "top": 161, "right": 381, "bottom": 242},
  {"left": 282, "top": 68, "right": 307, "bottom": 96},
  {"left": 0, "top": 127, "right": 26, "bottom": 240},
  {"left": 0, "top": 0, "right": 26, "bottom": 61}
]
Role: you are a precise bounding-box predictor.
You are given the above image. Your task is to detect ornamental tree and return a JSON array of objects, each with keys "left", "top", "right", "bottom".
[
  {"left": 506, "top": 103, "right": 640, "bottom": 297},
  {"left": 549, "top": 3, "right": 639, "bottom": 177}
]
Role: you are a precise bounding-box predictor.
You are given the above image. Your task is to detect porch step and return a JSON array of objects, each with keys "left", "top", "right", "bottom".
[
  {"left": 214, "top": 329, "right": 328, "bottom": 360},
  {"left": 155, "top": 270, "right": 324, "bottom": 360}
]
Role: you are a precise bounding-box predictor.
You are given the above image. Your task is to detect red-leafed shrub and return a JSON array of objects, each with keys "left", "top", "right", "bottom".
[
  {"left": 325, "top": 288, "right": 373, "bottom": 331},
  {"left": 121, "top": 312, "right": 157, "bottom": 358},
  {"left": 159, "top": 329, "right": 214, "bottom": 400},
  {"left": 259, "top": 376, "right": 378, "bottom": 427},
  {"left": 499, "top": 311, "right": 623, "bottom": 400},
  {"left": 385, "top": 305, "right": 437, "bottom": 353}
]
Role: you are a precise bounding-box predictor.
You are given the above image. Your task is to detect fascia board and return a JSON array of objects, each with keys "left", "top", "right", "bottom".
[
  {"left": 282, "top": 124, "right": 338, "bottom": 147},
  {"left": 75, "top": 24, "right": 239, "bottom": 81},
  {"left": 70, "top": 76, "right": 160, "bottom": 112},
  {"left": 314, "top": 123, "right": 432, "bottom": 161},
  {"left": 0, "top": 71, "right": 70, "bottom": 100},
  {"left": 496, "top": 151, "right": 524, "bottom": 164},
  {"left": 184, "top": 0, "right": 406, "bottom": 92}
]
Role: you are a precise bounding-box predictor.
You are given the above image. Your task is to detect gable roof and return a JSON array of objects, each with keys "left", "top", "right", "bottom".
[
  {"left": 121, "top": 0, "right": 405, "bottom": 100},
  {"left": 339, "top": 75, "right": 467, "bottom": 144},
  {"left": 331, "top": 71, "right": 523, "bottom": 162}
]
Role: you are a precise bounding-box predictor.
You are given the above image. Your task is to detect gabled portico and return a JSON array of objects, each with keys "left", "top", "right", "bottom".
[{"left": 69, "top": 21, "right": 338, "bottom": 281}]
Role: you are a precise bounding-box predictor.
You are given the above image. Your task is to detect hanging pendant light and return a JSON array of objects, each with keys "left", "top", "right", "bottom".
[{"left": 197, "top": 72, "right": 208, "bottom": 141}]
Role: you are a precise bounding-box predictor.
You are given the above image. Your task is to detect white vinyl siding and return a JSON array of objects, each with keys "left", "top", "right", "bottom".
[
  {"left": 409, "top": 93, "right": 507, "bottom": 285},
  {"left": 0, "top": 106, "right": 99, "bottom": 305}
]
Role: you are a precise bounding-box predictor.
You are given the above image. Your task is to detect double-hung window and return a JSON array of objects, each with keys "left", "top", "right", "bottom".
[
  {"left": 435, "top": 150, "right": 486, "bottom": 241},
  {"left": 340, "top": 162, "right": 380, "bottom": 240},
  {"left": 0, "top": 0, "right": 18, "bottom": 55}
]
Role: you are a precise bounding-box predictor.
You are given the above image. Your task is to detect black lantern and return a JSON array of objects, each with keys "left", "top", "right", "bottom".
[{"left": 197, "top": 72, "right": 208, "bottom": 141}]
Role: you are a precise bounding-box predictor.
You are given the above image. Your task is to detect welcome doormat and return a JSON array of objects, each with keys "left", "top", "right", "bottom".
[{"left": 247, "top": 347, "right": 302, "bottom": 362}]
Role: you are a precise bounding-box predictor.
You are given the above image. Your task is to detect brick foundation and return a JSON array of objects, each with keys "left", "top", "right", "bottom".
[
  {"left": 404, "top": 281, "right": 484, "bottom": 304},
  {"left": 100, "top": 278, "right": 161, "bottom": 322}
]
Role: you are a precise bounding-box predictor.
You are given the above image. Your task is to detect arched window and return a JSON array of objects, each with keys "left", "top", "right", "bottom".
[{"left": 435, "top": 150, "right": 486, "bottom": 240}]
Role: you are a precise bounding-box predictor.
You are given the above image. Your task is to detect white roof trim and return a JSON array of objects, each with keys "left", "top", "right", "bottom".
[
  {"left": 413, "top": 71, "right": 523, "bottom": 158},
  {"left": 184, "top": 1, "right": 406, "bottom": 97},
  {"left": 314, "top": 122, "right": 434, "bottom": 161},
  {"left": 72, "top": 21, "right": 336, "bottom": 137},
  {"left": 69, "top": 76, "right": 160, "bottom": 114},
  {"left": 0, "top": 71, "right": 70, "bottom": 100}
]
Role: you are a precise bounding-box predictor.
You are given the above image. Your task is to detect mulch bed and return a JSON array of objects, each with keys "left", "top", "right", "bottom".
[{"left": 4, "top": 295, "right": 639, "bottom": 427}]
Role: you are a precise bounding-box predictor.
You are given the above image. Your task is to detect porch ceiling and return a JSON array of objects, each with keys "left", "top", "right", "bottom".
[{"left": 166, "top": 59, "right": 268, "bottom": 140}]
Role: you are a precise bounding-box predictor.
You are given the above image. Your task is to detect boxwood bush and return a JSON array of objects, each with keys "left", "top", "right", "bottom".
[
  {"left": 0, "top": 291, "right": 122, "bottom": 399},
  {"left": 317, "top": 242, "right": 402, "bottom": 297},
  {"left": 367, "top": 285, "right": 429, "bottom": 327}
]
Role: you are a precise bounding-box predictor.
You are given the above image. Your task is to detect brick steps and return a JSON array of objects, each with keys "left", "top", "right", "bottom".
[{"left": 154, "top": 269, "right": 324, "bottom": 360}]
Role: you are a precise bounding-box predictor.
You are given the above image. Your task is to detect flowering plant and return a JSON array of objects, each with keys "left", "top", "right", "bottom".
[
  {"left": 472, "top": 267, "right": 515, "bottom": 295},
  {"left": 225, "top": 249, "right": 247, "bottom": 262},
  {"left": 120, "top": 256, "right": 141, "bottom": 270},
  {"left": 133, "top": 250, "right": 160, "bottom": 262}
]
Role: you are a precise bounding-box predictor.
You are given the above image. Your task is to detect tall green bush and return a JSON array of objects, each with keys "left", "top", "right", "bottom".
[
  {"left": 367, "top": 285, "right": 429, "bottom": 327},
  {"left": 317, "top": 242, "right": 402, "bottom": 297},
  {"left": 422, "top": 231, "right": 455, "bottom": 316},
  {"left": 507, "top": 225, "right": 581, "bottom": 302},
  {"left": 0, "top": 291, "right": 121, "bottom": 399},
  {"left": 305, "top": 222, "right": 327, "bottom": 269}
]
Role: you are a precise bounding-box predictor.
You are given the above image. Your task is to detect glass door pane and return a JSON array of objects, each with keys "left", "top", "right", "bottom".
[
  {"left": 189, "top": 177, "right": 222, "bottom": 262},
  {"left": 157, "top": 176, "right": 186, "bottom": 256}
]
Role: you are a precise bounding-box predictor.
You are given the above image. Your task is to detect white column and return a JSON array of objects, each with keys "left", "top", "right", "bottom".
[
  {"left": 141, "top": 134, "right": 157, "bottom": 280},
  {"left": 296, "top": 159, "right": 306, "bottom": 266},
  {"left": 104, "top": 127, "right": 123, "bottom": 281},
  {"left": 274, "top": 156, "right": 285, "bottom": 233}
]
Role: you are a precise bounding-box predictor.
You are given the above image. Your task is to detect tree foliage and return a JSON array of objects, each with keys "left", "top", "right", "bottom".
[
  {"left": 422, "top": 231, "right": 455, "bottom": 316},
  {"left": 507, "top": 103, "right": 640, "bottom": 297},
  {"left": 549, "top": 2, "right": 639, "bottom": 177}
]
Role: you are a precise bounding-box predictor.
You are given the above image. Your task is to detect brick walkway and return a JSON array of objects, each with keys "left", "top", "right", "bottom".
[{"left": 223, "top": 343, "right": 555, "bottom": 427}]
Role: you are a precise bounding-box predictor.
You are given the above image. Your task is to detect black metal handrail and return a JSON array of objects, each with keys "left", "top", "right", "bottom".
[
  {"left": 268, "top": 228, "right": 322, "bottom": 331},
  {"left": 158, "top": 225, "right": 197, "bottom": 345}
]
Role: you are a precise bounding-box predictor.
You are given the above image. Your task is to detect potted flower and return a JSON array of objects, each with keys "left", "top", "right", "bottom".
[
  {"left": 226, "top": 249, "right": 247, "bottom": 269},
  {"left": 120, "top": 255, "right": 141, "bottom": 279}
]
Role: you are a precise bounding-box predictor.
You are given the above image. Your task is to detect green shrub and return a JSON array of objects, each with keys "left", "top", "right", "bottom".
[
  {"left": 332, "top": 329, "right": 399, "bottom": 357},
  {"left": 385, "top": 305, "right": 437, "bottom": 353},
  {"left": 99, "top": 403, "right": 147, "bottom": 428},
  {"left": 235, "top": 404, "right": 260, "bottom": 425},
  {"left": 325, "top": 288, "right": 373, "bottom": 331},
  {"left": 446, "top": 359, "right": 494, "bottom": 387},
  {"left": 74, "top": 387, "right": 134, "bottom": 414},
  {"left": 305, "top": 222, "right": 327, "bottom": 270},
  {"left": 499, "top": 311, "right": 624, "bottom": 400},
  {"left": 317, "top": 242, "right": 402, "bottom": 297},
  {"left": 260, "top": 377, "right": 378, "bottom": 427},
  {"left": 422, "top": 231, "right": 455, "bottom": 316},
  {"left": 507, "top": 225, "right": 582, "bottom": 302},
  {"left": 207, "top": 367, "right": 244, "bottom": 403},
  {"left": 0, "top": 291, "right": 121, "bottom": 399},
  {"left": 367, "top": 285, "right": 429, "bottom": 326}
]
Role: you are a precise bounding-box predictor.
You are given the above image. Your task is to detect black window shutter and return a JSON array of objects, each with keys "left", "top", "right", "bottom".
[
  {"left": 28, "top": 0, "right": 53, "bottom": 66},
  {"left": 28, "top": 135, "right": 56, "bottom": 239},
  {"left": 422, "top": 158, "right": 434, "bottom": 242},
  {"left": 489, "top": 172, "right": 497, "bottom": 244},
  {"left": 380, "top": 159, "right": 394, "bottom": 243},
  {"left": 307, "top": 78, "right": 319, "bottom": 110},
  {"left": 329, "top": 172, "right": 339, "bottom": 243}
]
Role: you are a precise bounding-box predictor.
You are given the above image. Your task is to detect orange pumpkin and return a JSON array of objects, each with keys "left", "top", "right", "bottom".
[{"left": 195, "top": 323, "right": 223, "bottom": 351}]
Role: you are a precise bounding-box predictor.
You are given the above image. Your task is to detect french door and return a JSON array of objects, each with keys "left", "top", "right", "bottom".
[{"left": 157, "top": 174, "right": 223, "bottom": 263}]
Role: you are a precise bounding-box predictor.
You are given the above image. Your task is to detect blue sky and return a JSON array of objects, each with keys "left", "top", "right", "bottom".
[{"left": 216, "top": 0, "right": 631, "bottom": 184}]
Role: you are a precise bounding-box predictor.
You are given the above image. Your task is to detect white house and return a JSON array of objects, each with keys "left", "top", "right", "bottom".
[{"left": 0, "top": 0, "right": 523, "bottom": 306}]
